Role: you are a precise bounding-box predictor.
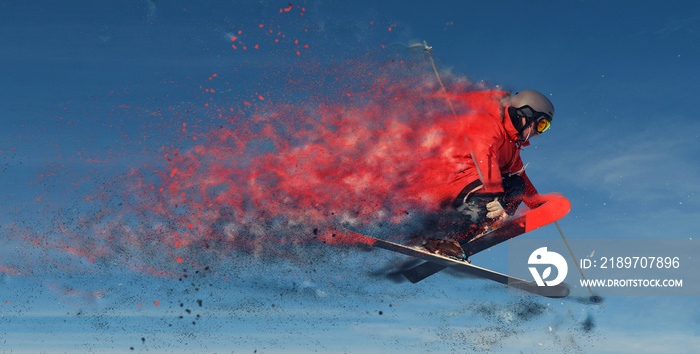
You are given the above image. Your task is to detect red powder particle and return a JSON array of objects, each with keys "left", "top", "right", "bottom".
[
  {"left": 170, "top": 169, "right": 178, "bottom": 177},
  {"left": 155, "top": 301, "right": 160, "bottom": 306},
  {"left": 255, "top": 44, "right": 259, "bottom": 49},
  {"left": 258, "top": 95, "right": 264, "bottom": 101},
  {"left": 176, "top": 258, "right": 183, "bottom": 264},
  {"left": 230, "top": 36, "right": 237, "bottom": 42}
]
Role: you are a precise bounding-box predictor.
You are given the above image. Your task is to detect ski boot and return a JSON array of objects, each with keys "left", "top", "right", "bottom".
[{"left": 421, "top": 238, "right": 468, "bottom": 261}]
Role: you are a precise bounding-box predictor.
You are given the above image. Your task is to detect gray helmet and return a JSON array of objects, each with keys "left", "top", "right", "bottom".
[{"left": 508, "top": 90, "right": 554, "bottom": 120}]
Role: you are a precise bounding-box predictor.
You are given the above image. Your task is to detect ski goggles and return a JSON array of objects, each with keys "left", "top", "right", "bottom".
[{"left": 516, "top": 105, "right": 552, "bottom": 134}]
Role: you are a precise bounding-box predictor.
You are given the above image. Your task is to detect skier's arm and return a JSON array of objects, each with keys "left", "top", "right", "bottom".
[
  {"left": 522, "top": 171, "right": 537, "bottom": 195},
  {"left": 521, "top": 171, "right": 560, "bottom": 209}
]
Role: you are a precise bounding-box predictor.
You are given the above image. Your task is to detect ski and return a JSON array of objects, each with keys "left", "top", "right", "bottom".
[
  {"left": 346, "top": 229, "right": 570, "bottom": 298},
  {"left": 400, "top": 195, "right": 571, "bottom": 283}
]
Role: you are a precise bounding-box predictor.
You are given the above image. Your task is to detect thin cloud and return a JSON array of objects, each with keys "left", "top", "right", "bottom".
[{"left": 546, "top": 120, "right": 700, "bottom": 206}]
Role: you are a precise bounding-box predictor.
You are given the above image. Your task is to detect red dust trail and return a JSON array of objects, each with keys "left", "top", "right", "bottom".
[
  {"left": 114, "top": 72, "right": 500, "bottom": 262},
  {"left": 15, "top": 50, "right": 499, "bottom": 279}
]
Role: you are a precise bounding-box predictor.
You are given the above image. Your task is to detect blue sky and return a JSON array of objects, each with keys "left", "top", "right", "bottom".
[{"left": 1, "top": 0, "right": 699, "bottom": 352}]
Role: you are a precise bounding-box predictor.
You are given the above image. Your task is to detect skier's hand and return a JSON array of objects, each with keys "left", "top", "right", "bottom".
[{"left": 486, "top": 198, "right": 507, "bottom": 222}]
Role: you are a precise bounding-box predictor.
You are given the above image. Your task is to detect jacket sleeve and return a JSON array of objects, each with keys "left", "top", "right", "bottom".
[{"left": 521, "top": 171, "right": 542, "bottom": 209}]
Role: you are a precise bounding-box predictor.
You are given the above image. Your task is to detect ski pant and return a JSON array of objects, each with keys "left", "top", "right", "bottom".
[{"left": 452, "top": 173, "right": 526, "bottom": 226}]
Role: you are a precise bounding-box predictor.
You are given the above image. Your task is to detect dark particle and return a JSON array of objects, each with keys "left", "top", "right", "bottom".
[
  {"left": 141, "top": 338, "right": 145, "bottom": 344},
  {"left": 197, "top": 299, "right": 203, "bottom": 307},
  {"left": 582, "top": 315, "right": 596, "bottom": 332},
  {"left": 186, "top": 309, "right": 191, "bottom": 314},
  {"left": 378, "top": 311, "right": 383, "bottom": 315}
]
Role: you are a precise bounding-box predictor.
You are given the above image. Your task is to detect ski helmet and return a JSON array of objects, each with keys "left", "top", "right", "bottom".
[{"left": 507, "top": 90, "right": 555, "bottom": 134}]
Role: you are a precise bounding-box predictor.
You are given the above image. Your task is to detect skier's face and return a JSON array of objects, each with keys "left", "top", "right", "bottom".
[{"left": 518, "top": 117, "right": 539, "bottom": 142}]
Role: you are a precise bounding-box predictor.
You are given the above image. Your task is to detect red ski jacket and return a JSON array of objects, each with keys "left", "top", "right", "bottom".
[{"left": 448, "top": 90, "right": 538, "bottom": 207}]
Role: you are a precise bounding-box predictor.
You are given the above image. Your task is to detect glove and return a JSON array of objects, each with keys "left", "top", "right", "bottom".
[{"left": 486, "top": 198, "right": 508, "bottom": 223}]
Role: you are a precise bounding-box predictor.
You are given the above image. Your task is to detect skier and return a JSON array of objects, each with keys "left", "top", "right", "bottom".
[{"left": 422, "top": 89, "right": 555, "bottom": 259}]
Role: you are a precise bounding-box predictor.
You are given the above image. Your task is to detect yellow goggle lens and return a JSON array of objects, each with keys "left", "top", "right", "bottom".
[{"left": 536, "top": 118, "right": 551, "bottom": 133}]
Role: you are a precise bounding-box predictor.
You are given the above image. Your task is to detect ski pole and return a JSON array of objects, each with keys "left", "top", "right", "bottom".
[
  {"left": 423, "top": 41, "right": 486, "bottom": 185},
  {"left": 555, "top": 220, "right": 594, "bottom": 296}
]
